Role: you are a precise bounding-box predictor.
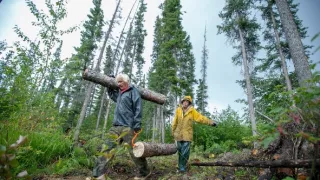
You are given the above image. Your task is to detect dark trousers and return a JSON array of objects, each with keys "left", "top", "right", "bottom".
[
  {"left": 93, "top": 126, "right": 149, "bottom": 177},
  {"left": 177, "top": 141, "right": 191, "bottom": 172}
]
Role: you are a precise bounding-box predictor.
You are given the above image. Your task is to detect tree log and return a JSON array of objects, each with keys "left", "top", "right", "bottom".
[
  {"left": 191, "top": 159, "right": 320, "bottom": 168},
  {"left": 83, "top": 69, "right": 166, "bottom": 105},
  {"left": 133, "top": 142, "right": 177, "bottom": 158}
]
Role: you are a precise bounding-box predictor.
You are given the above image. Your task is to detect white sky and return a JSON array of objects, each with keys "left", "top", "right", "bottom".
[{"left": 0, "top": 0, "right": 319, "bottom": 116}]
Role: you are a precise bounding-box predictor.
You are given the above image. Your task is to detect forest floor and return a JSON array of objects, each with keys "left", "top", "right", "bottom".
[{"left": 33, "top": 149, "right": 257, "bottom": 180}]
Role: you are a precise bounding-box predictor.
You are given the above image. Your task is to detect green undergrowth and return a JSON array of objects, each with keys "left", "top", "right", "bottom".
[{"left": 0, "top": 123, "right": 103, "bottom": 178}]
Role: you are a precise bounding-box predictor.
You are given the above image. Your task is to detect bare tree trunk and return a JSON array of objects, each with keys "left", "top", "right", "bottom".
[
  {"left": 129, "top": 43, "right": 137, "bottom": 79},
  {"left": 275, "top": 0, "right": 312, "bottom": 87},
  {"left": 238, "top": 28, "right": 258, "bottom": 148},
  {"left": 102, "top": 99, "right": 111, "bottom": 138},
  {"left": 74, "top": 83, "right": 94, "bottom": 143},
  {"left": 96, "top": 87, "right": 107, "bottom": 130},
  {"left": 152, "top": 109, "right": 156, "bottom": 143},
  {"left": 115, "top": 0, "right": 139, "bottom": 75},
  {"left": 161, "top": 106, "right": 165, "bottom": 143},
  {"left": 270, "top": 9, "right": 293, "bottom": 91},
  {"left": 74, "top": 0, "right": 122, "bottom": 144},
  {"left": 158, "top": 106, "right": 161, "bottom": 142},
  {"left": 87, "top": 84, "right": 97, "bottom": 117}
]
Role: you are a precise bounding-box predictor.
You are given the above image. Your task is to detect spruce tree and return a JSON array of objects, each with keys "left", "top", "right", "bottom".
[
  {"left": 133, "top": 0, "right": 147, "bottom": 85},
  {"left": 63, "top": 0, "right": 104, "bottom": 132},
  {"left": 75, "top": 0, "right": 118, "bottom": 143},
  {"left": 196, "top": 26, "right": 209, "bottom": 115},
  {"left": 274, "top": 0, "right": 312, "bottom": 87},
  {"left": 257, "top": 0, "right": 311, "bottom": 91},
  {"left": 218, "top": 0, "right": 261, "bottom": 147}
]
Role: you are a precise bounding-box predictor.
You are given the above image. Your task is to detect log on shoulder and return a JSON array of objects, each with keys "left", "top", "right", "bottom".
[
  {"left": 83, "top": 69, "right": 166, "bottom": 105},
  {"left": 191, "top": 159, "right": 320, "bottom": 168},
  {"left": 133, "top": 142, "right": 177, "bottom": 158}
]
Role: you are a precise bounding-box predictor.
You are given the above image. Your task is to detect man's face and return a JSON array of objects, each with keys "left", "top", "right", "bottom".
[
  {"left": 182, "top": 100, "right": 190, "bottom": 109},
  {"left": 117, "top": 78, "right": 128, "bottom": 91}
]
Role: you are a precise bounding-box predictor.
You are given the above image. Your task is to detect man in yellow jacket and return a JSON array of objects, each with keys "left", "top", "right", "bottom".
[{"left": 172, "top": 96, "right": 217, "bottom": 173}]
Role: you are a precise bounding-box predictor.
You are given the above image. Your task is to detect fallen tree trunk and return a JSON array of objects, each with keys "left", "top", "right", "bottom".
[
  {"left": 191, "top": 159, "right": 320, "bottom": 168},
  {"left": 133, "top": 142, "right": 177, "bottom": 158},
  {"left": 83, "top": 69, "right": 166, "bottom": 105}
]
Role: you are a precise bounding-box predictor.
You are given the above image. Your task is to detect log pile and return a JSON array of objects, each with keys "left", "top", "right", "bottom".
[{"left": 133, "top": 142, "right": 177, "bottom": 158}]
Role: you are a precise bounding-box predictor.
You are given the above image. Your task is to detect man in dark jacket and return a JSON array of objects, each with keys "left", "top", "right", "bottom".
[{"left": 93, "top": 73, "right": 150, "bottom": 179}]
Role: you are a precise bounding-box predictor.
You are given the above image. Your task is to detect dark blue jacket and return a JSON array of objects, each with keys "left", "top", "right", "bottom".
[{"left": 108, "top": 85, "right": 142, "bottom": 130}]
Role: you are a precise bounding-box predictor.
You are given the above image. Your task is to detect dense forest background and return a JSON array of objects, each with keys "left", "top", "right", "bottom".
[{"left": 0, "top": 0, "right": 319, "bottom": 179}]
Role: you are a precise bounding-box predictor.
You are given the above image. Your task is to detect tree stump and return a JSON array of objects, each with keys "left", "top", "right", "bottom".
[{"left": 133, "top": 142, "right": 177, "bottom": 158}]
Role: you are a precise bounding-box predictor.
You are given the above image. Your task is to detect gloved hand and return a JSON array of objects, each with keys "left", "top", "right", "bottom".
[
  {"left": 134, "top": 128, "right": 141, "bottom": 133},
  {"left": 109, "top": 74, "right": 115, "bottom": 78},
  {"left": 211, "top": 122, "right": 217, "bottom": 127}
]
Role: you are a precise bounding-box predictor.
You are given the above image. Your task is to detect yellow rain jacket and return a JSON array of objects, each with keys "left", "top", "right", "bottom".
[{"left": 172, "top": 104, "right": 214, "bottom": 142}]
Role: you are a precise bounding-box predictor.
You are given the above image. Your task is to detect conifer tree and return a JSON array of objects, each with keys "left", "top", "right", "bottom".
[
  {"left": 218, "top": 0, "right": 261, "bottom": 147},
  {"left": 62, "top": 0, "right": 105, "bottom": 133},
  {"left": 133, "top": 0, "right": 147, "bottom": 85},
  {"left": 74, "top": 0, "right": 122, "bottom": 143},
  {"left": 274, "top": 0, "right": 312, "bottom": 87},
  {"left": 196, "top": 26, "right": 209, "bottom": 115}
]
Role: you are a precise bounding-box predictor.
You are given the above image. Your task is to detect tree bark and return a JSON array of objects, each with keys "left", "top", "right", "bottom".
[
  {"left": 152, "top": 110, "right": 156, "bottom": 143},
  {"left": 275, "top": 0, "right": 312, "bottom": 87},
  {"left": 238, "top": 27, "right": 258, "bottom": 148},
  {"left": 102, "top": 99, "right": 112, "bottom": 138},
  {"left": 96, "top": 87, "right": 107, "bottom": 130},
  {"left": 133, "top": 142, "right": 177, "bottom": 158},
  {"left": 191, "top": 159, "right": 320, "bottom": 168},
  {"left": 270, "top": 8, "right": 293, "bottom": 91},
  {"left": 161, "top": 105, "right": 165, "bottom": 143},
  {"left": 83, "top": 69, "right": 166, "bottom": 105},
  {"left": 74, "top": 83, "right": 94, "bottom": 143}
]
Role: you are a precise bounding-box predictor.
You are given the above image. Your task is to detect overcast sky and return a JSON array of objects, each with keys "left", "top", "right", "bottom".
[{"left": 0, "top": 0, "right": 319, "bottom": 116}]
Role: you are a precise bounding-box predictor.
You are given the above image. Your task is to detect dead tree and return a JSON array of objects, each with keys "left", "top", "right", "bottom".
[{"left": 191, "top": 159, "right": 320, "bottom": 168}]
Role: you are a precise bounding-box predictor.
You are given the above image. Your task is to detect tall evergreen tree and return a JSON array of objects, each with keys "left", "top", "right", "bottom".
[
  {"left": 178, "top": 34, "right": 196, "bottom": 98},
  {"left": 74, "top": 0, "right": 119, "bottom": 144},
  {"left": 148, "top": 0, "right": 196, "bottom": 141},
  {"left": 61, "top": 0, "right": 104, "bottom": 133},
  {"left": 149, "top": 0, "right": 196, "bottom": 104},
  {"left": 274, "top": 0, "right": 312, "bottom": 87},
  {"left": 257, "top": 0, "right": 311, "bottom": 92},
  {"left": 133, "top": 0, "right": 147, "bottom": 85},
  {"left": 196, "top": 26, "right": 209, "bottom": 115},
  {"left": 218, "top": 0, "right": 261, "bottom": 147}
]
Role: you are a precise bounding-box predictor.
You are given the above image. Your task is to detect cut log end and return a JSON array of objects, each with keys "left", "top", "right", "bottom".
[{"left": 133, "top": 142, "right": 145, "bottom": 158}]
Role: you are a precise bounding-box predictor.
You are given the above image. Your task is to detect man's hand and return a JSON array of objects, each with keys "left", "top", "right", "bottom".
[{"left": 134, "top": 128, "right": 141, "bottom": 133}]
